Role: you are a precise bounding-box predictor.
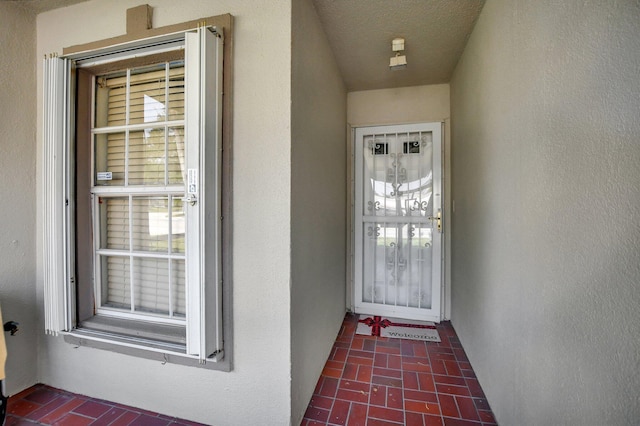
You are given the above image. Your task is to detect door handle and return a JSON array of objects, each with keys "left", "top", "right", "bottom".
[
  {"left": 185, "top": 194, "right": 197, "bottom": 206},
  {"left": 428, "top": 209, "right": 442, "bottom": 232}
]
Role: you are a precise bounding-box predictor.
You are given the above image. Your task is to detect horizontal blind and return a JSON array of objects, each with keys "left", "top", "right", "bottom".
[{"left": 104, "top": 66, "right": 184, "bottom": 127}]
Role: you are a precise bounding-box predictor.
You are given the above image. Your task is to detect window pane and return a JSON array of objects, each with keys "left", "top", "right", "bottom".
[
  {"left": 96, "top": 62, "right": 185, "bottom": 129},
  {"left": 172, "top": 259, "right": 186, "bottom": 317},
  {"left": 168, "top": 126, "right": 185, "bottom": 185},
  {"left": 132, "top": 196, "right": 169, "bottom": 253},
  {"left": 171, "top": 197, "right": 185, "bottom": 254},
  {"left": 102, "top": 255, "right": 131, "bottom": 310},
  {"left": 129, "top": 64, "right": 167, "bottom": 125},
  {"left": 167, "top": 63, "right": 185, "bottom": 122},
  {"left": 133, "top": 257, "right": 169, "bottom": 315},
  {"left": 95, "top": 71, "right": 126, "bottom": 128},
  {"left": 99, "top": 197, "right": 129, "bottom": 250},
  {"left": 94, "top": 132, "right": 126, "bottom": 186},
  {"left": 129, "top": 128, "right": 166, "bottom": 185}
]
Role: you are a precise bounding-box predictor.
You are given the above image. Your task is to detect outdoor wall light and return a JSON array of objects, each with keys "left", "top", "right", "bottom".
[{"left": 390, "top": 37, "right": 407, "bottom": 70}]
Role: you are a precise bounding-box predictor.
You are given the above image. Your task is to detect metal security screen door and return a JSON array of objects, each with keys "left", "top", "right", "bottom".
[{"left": 354, "top": 123, "right": 442, "bottom": 322}]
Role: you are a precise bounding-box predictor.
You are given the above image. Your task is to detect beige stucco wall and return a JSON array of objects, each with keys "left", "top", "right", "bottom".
[
  {"left": 450, "top": 0, "right": 640, "bottom": 424},
  {"left": 347, "top": 85, "right": 452, "bottom": 319},
  {"left": 36, "top": 1, "right": 292, "bottom": 424},
  {"left": 0, "top": 3, "right": 39, "bottom": 394},
  {"left": 290, "top": 0, "right": 347, "bottom": 422}
]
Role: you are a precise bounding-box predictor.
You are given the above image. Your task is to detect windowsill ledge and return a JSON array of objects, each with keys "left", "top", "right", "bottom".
[{"left": 61, "top": 317, "right": 229, "bottom": 371}]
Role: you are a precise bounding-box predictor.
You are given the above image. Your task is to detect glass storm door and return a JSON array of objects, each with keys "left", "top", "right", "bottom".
[{"left": 354, "top": 123, "right": 442, "bottom": 322}]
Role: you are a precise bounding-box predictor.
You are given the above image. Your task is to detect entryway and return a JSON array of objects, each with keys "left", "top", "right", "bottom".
[
  {"left": 301, "top": 313, "right": 497, "bottom": 425},
  {"left": 353, "top": 123, "right": 443, "bottom": 322}
]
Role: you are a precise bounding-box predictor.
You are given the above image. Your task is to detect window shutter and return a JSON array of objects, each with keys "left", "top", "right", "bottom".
[
  {"left": 184, "top": 28, "right": 223, "bottom": 360},
  {"left": 43, "top": 56, "right": 72, "bottom": 334}
]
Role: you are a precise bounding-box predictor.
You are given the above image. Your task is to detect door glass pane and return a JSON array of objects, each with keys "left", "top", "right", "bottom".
[
  {"left": 363, "top": 134, "right": 398, "bottom": 217},
  {"left": 363, "top": 132, "right": 433, "bottom": 218},
  {"left": 362, "top": 222, "right": 396, "bottom": 304},
  {"left": 360, "top": 129, "right": 435, "bottom": 312},
  {"left": 400, "top": 224, "right": 432, "bottom": 309},
  {"left": 133, "top": 257, "right": 169, "bottom": 315},
  {"left": 398, "top": 132, "right": 433, "bottom": 217},
  {"left": 362, "top": 222, "right": 434, "bottom": 309}
]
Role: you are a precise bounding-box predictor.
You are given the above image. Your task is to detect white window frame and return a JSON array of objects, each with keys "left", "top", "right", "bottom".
[{"left": 43, "top": 26, "right": 224, "bottom": 363}]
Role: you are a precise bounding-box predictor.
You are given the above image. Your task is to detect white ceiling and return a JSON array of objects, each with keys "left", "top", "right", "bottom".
[{"left": 311, "top": 0, "right": 485, "bottom": 91}]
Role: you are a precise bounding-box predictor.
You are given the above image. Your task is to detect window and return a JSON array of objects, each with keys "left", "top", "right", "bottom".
[{"left": 43, "top": 26, "right": 225, "bottom": 364}]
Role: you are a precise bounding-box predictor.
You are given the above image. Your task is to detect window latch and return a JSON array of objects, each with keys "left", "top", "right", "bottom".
[{"left": 185, "top": 195, "right": 197, "bottom": 206}]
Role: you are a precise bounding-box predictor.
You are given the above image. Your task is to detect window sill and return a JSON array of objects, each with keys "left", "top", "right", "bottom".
[{"left": 61, "top": 316, "right": 229, "bottom": 371}]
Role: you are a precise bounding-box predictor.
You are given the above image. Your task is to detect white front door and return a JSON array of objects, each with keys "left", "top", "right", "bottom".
[{"left": 354, "top": 123, "right": 442, "bottom": 322}]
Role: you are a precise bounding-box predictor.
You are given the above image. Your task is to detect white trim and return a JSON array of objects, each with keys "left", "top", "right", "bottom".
[
  {"left": 92, "top": 120, "right": 185, "bottom": 134},
  {"left": 94, "top": 308, "right": 185, "bottom": 325},
  {"left": 62, "top": 330, "right": 188, "bottom": 356},
  {"left": 91, "top": 186, "right": 185, "bottom": 195}
]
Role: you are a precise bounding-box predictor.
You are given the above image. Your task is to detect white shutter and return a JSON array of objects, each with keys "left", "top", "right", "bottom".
[
  {"left": 185, "top": 27, "right": 223, "bottom": 360},
  {"left": 43, "top": 56, "right": 72, "bottom": 334}
]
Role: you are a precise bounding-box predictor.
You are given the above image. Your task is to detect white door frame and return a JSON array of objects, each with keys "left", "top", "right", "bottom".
[{"left": 349, "top": 122, "right": 445, "bottom": 322}]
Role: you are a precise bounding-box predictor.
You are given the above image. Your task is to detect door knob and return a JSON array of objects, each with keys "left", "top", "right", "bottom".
[{"left": 428, "top": 209, "right": 442, "bottom": 232}]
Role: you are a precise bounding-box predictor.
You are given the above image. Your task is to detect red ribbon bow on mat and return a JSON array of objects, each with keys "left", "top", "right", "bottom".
[{"left": 358, "top": 315, "right": 437, "bottom": 336}]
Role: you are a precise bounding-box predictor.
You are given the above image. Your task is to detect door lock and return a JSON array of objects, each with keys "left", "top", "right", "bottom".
[{"left": 428, "top": 209, "right": 442, "bottom": 232}]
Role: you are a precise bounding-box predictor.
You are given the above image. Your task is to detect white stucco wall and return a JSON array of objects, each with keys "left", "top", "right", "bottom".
[
  {"left": 347, "top": 85, "right": 452, "bottom": 319},
  {"left": 290, "top": 0, "right": 347, "bottom": 422},
  {"left": 0, "top": 3, "right": 39, "bottom": 394},
  {"left": 450, "top": 1, "right": 640, "bottom": 424},
  {"left": 36, "top": 1, "right": 292, "bottom": 424}
]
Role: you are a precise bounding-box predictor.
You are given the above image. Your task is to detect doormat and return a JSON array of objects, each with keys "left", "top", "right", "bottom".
[{"left": 356, "top": 314, "right": 441, "bottom": 342}]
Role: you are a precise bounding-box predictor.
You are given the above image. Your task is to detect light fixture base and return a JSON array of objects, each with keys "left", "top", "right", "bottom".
[
  {"left": 392, "top": 37, "right": 405, "bottom": 52},
  {"left": 389, "top": 54, "right": 407, "bottom": 70}
]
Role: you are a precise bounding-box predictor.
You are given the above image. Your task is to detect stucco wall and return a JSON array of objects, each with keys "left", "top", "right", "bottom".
[
  {"left": 450, "top": 1, "right": 640, "bottom": 424},
  {"left": 36, "top": 1, "right": 292, "bottom": 424},
  {"left": 0, "top": 3, "right": 39, "bottom": 394},
  {"left": 347, "top": 85, "right": 452, "bottom": 319},
  {"left": 290, "top": 0, "right": 347, "bottom": 422}
]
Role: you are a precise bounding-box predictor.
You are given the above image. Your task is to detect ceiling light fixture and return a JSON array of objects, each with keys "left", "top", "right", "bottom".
[{"left": 390, "top": 37, "right": 407, "bottom": 71}]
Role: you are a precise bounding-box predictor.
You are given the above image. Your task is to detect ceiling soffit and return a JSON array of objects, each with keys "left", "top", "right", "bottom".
[{"left": 311, "top": 0, "right": 485, "bottom": 91}]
